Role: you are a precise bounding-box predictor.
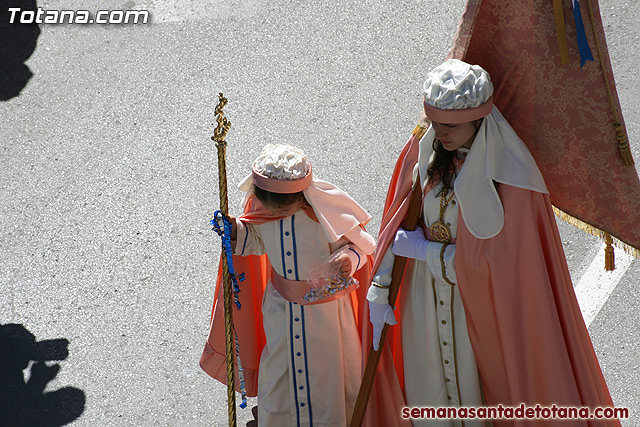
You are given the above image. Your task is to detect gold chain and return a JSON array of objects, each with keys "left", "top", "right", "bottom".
[
  {"left": 439, "top": 187, "right": 456, "bottom": 219},
  {"left": 430, "top": 186, "right": 456, "bottom": 243}
]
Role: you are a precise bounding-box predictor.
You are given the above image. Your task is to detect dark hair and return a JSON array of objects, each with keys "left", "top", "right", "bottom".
[
  {"left": 426, "top": 138, "right": 456, "bottom": 196},
  {"left": 252, "top": 184, "right": 307, "bottom": 209}
]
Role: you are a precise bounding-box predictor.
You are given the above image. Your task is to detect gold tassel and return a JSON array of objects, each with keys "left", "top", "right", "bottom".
[
  {"left": 604, "top": 233, "right": 615, "bottom": 271},
  {"left": 552, "top": 206, "right": 640, "bottom": 265},
  {"left": 584, "top": 0, "right": 635, "bottom": 167},
  {"left": 615, "top": 123, "right": 635, "bottom": 167}
]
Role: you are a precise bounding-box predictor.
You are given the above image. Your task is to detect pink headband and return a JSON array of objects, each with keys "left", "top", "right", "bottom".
[
  {"left": 251, "top": 164, "right": 313, "bottom": 194},
  {"left": 423, "top": 95, "right": 494, "bottom": 124}
]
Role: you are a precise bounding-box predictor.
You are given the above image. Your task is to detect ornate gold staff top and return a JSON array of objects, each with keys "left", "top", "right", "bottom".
[{"left": 211, "top": 92, "right": 236, "bottom": 427}]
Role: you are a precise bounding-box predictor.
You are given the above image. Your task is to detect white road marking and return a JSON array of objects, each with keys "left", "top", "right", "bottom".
[{"left": 574, "top": 243, "right": 634, "bottom": 328}]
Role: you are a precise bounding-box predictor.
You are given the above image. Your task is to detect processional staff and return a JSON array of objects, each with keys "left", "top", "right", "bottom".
[
  {"left": 350, "top": 124, "right": 428, "bottom": 427},
  {"left": 211, "top": 92, "right": 237, "bottom": 427}
]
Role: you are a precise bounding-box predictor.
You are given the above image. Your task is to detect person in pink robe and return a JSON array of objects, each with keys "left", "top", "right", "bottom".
[
  {"left": 363, "top": 59, "right": 620, "bottom": 426},
  {"left": 201, "top": 144, "right": 375, "bottom": 427}
]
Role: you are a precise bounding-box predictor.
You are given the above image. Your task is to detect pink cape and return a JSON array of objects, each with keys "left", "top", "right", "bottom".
[
  {"left": 360, "top": 127, "right": 423, "bottom": 427},
  {"left": 362, "top": 129, "right": 620, "bottom": 426},
  {"left": 200, "top": 196, "right": 373, "bottom": 398}
]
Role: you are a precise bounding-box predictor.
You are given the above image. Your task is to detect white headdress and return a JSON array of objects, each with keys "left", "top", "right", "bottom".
[
  {"left": 238, "top": 144, "right": 375, "bottom": 254},
  {"left": 418, "top": 59, "right": 548, "bottom": 239},
  {"left": 423, "top": 59, "right": 493, "bottom": 117}
]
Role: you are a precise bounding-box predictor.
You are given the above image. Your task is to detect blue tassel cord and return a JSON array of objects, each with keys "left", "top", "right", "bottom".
[
  {"left": 234, "top": 329, "right": 248, "bottom": 408},
  {"left": 211, "top": 211, "right": 248, "bottom": 409},
  {"left": 211, "top": 211, "right": 243, "bottom": 309}
]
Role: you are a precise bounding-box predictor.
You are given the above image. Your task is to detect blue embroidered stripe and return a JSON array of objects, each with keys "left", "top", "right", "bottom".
[
  {"left": 289, "top": 302, "right": 301, "bottom": 426},
  {"left": 280, "top": 219, "right": 287, "bottom": 279},
  {"left": 291, "top": 214, "right": 300, "bottom": 280},
  {"left": 301, "top": 306, "right": 313, "bottom": 425}
]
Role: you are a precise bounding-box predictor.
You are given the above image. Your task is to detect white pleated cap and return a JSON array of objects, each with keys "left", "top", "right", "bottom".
[{"left": 423, "top": 59, "right": 493, "bottom": 111}]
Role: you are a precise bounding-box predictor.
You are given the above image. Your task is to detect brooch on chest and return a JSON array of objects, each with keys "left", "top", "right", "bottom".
[{"left": 429, "top": 187, "right": 455, "bottom": 243}]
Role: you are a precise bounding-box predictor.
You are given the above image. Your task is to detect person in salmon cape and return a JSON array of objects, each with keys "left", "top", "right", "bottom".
[
  {"left": 364, "top": 59, "right": 620, "bottom": 426},
  {"left": 201, "top": 144, "right": 376, "bottom": 427}
]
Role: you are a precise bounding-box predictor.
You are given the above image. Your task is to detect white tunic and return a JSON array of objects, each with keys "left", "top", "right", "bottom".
[
  {"left": 369, "top": 173, "right": 490, "bottom": 427},
  {"left": 236, "top": 211, "right": 367, "bottom": 427}
]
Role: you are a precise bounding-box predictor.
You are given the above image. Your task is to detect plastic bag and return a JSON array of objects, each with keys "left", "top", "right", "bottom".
[{"left": 303, "top": 246, "right": 359, "bottom": 303}]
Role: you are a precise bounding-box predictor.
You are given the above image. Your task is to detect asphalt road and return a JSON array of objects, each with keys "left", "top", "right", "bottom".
[{"left": 1, "top": 0, "right": 638, "bottom": 426}]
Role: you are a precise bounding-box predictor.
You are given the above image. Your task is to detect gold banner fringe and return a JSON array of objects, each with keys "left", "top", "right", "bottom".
[{"left": 553, "top": 206, "right": 640, "bottom": 270}]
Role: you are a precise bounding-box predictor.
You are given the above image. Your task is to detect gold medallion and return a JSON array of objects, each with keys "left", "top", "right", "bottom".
[{"left": 430, "top": 220, "right": 451, "bottom": 243}]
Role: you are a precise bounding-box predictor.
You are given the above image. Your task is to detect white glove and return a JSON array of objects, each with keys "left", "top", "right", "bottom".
[
  {"left": 391, "top": 227, "right": 429, "bottom": 262},
  {"left": 369, "top": 301, "right": 397, "bottom": 351}
]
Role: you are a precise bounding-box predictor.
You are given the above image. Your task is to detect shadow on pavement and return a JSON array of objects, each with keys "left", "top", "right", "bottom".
[
  {"left": 0, "top": 324, "right": 86, "bottom": 427},
  {"left": 0, "top": 0, "right": 41, "bottom": 101},
  {"left": 246, "top": 405, "right": 258, "bottom": 427}
]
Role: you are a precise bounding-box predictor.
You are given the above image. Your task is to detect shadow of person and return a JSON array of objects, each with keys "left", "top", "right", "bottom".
[
  {"left": 0, "top": 0, "right": 41, "bottom": 101},
  {"left": 0, "top": 324, "right": 86, "bottom": 427},
  {"left": 246, "top": 405, "right": 258, "bottom": 427}
]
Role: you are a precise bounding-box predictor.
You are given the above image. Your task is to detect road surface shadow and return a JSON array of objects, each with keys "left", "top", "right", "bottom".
[
  {"left": 0, "top": 324, "right": 85, "bottom": 426},
  {"left": 0, "top": 0, "right": 41, "bottom": 101}
]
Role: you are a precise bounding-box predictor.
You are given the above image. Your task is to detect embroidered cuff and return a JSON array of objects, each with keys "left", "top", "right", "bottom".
[{"left": 367, "top": 281, "right": 390, "bottom": 305}]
